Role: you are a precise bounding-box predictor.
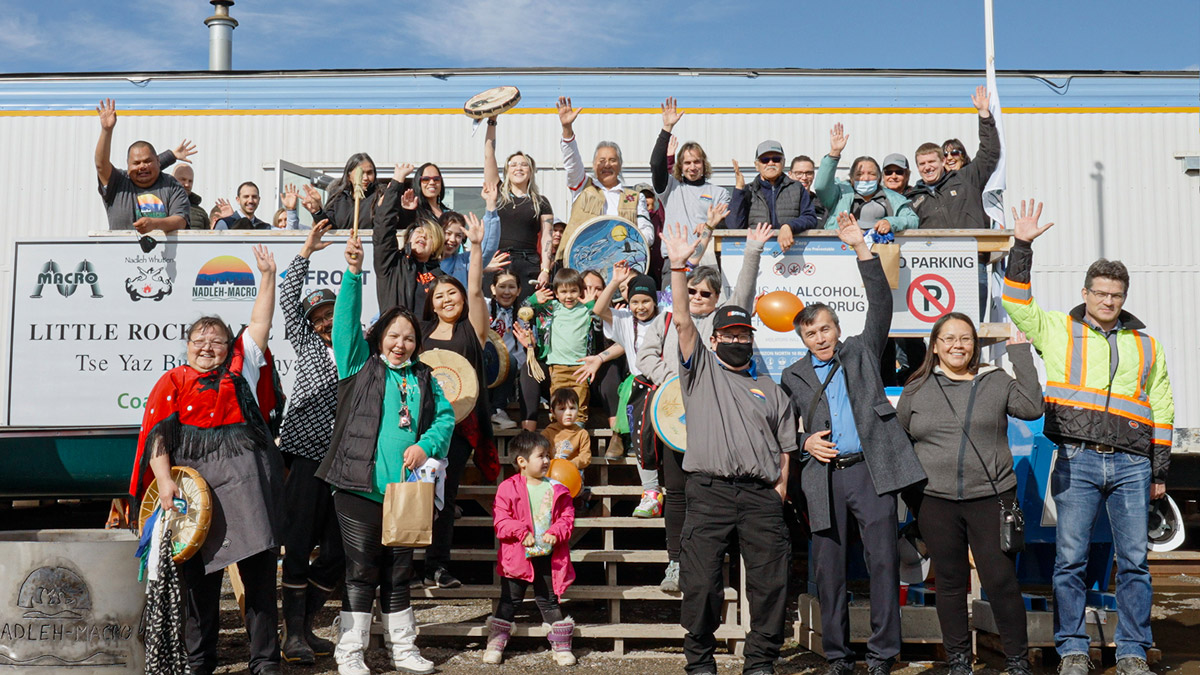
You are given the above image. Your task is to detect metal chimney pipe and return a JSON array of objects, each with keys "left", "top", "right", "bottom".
[{"left": 204, "top": 0, "right": 238, "bottom": 71}]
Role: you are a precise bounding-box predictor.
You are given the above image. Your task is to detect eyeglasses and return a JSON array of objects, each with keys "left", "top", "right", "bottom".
[
  {"left": 1087, "top": 289, "right": 1126, "bottom": 302},
  {"left": 687, "top": 287, "right": 714, "bottom": 299},
  {"left": 791, "top": 170, "right": 815, "bottom": 177},
  {"left": 419, "top": 176, "right": 442, "bottom": 183},
  {"left": 944, "top": 149, "right": 964, "bottom": 158},
  {"left": 715, "top": 334, "right": 753, "bottom": 344},
  {"left": 758, "top": 155, "right": 784, "bottom": 164},
  {"left": 189, "top": 339, "right": 229, "bottom": 349},
  {"left": 883, "top": 168, "right": 907, "bottom": 176},
  {"left": 937, "top": 336, "right": 975, "bottom": 347}
]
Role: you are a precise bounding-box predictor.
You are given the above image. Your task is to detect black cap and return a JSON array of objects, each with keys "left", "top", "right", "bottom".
[
  {"left": 302, "top": 288, "right": 336, "bottom": 319},
  {"left": 626, "top": 274, "right": 657, "bottom": 301},
  {"left": 712, "top": 305, "right": 755, "bottom": 332}
]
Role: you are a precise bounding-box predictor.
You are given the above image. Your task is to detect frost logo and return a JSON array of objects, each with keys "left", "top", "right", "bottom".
[
  {"left": 126, "top": 266, "right": 173, "bottom": 302},
  {"left": 30, "top": 260, "right": 102, "bottom": 298}
]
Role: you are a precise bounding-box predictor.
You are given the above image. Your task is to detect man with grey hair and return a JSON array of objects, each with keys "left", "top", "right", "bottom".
[
  {"left": 556, "top": 96, "right": 654, "bottom": 263},
  {"left": 729, "top": 140, "right": 817, "bottom": 252}
]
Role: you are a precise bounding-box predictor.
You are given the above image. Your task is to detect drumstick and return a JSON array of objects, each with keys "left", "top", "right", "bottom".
[{"left": 350, "top": 166, "right": 365, "bottom": 239}]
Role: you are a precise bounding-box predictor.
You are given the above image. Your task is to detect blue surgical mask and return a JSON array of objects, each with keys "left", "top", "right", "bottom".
[{"left": 853, "top": 180, "right": 878, "bottom": 196}]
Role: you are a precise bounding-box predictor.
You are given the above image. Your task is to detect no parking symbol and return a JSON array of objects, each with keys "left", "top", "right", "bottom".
[{"left": 907, "top": 273, "right": 955, "bottom": 322}]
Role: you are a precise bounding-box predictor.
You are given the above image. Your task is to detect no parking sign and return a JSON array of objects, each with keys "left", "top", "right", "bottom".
[{"left": 907, "top": 273, "right": 956, "bottom": 322}]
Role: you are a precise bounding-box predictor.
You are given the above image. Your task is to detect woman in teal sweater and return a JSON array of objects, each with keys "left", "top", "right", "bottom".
[
  {"left": 318, "top": 235, "right": 455, "bottom": 675},
  {"left": 814, "top": 123, "right": 919, "bottom": 234}
]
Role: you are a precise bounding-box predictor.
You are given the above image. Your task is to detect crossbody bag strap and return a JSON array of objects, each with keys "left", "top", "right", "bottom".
[
  {"left": 806, "top": 356, "right": 841, "bottom": 427},
  {"left": 935, "top": 374, "right": 1002, "bottom": 500}
]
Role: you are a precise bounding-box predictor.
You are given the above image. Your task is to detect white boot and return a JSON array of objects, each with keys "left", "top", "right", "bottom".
[
  {"left": 333, "top": 611, "right": 372, "bottom": 675},
  {"left": 545, "top": 616, "right": 577, "bottom": 666},
  {"left": 382, "top": 608, "right": 435, "bottom": 674}
]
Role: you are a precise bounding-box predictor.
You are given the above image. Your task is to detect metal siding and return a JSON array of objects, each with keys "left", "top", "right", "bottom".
[{"left": 0, "top": 72, "right": 1197, "bottom": 429}]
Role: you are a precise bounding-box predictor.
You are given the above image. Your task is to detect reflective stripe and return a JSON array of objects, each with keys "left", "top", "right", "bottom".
[
  {"left": 1065, "top": 320, "right": 1089, "bottom": 387},
  {"left": 1132, "top": 330, "right": 1154, "bottom": 398},
  {"left": 1044, "top": 382, "right": 1154, "bottom": 426},
  {"left": 1002, "top": 277, "right": 1032, "bottom": 305},
  {"left": 1153, "top": 424, "right": 1173, "bottom": 446}
]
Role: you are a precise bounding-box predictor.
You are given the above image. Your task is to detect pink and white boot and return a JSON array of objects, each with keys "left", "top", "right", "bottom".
[
  {"left": 545, "top": 616, "right": 576, "bottom": 666},
  {"left": 482, "top": 616, "right": 513, "bottom": 664}
]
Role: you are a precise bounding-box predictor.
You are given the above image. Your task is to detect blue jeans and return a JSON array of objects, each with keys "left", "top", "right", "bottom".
[{"left": 1051, "top": 444, "right": 1152, "bottom": 659}]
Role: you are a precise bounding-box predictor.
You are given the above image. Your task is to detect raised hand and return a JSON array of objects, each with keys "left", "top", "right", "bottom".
[
  {"left": 732, "top": 159, "right": 745, "bottom": 190},
  {"left": 1007, "top": 329, "right": 1029, "bottom": 346},
  {"left": 835, "top": 211, "right": 866, "bottom": 248},
  {"left": 345, "top": 236, "right": 364, "bottom": 273},
  {"left": 612, "top": 260, "right": 635, "bottom": 285},
  {"left": 1011, "top": 199, "right": 1054, "bottom": 243},
  {"left": 535, "top": 287, "right": 555, "bottom": 305},
  {"left": 481, "top": 181, "right": 499, "bottom": 211},
  {"left": 706, "top": 202, "right": 729, "bottom": 229},
  {"left": 662, "top": 222, "right": 693, "bottom": 267},
  {"left": 557, "top": 96, "right": 581, "bottom": 127},
  {"left": 215, "top": 198, "right": 234, "bottom": 220},
  {"left": 746, "top": 221, "right": 775, "bottom": 244},
  {"left": 661, "top": 97, "right": 683, "bottom": 131},
  {"left": 400, "top": 188, "right": 418, "bottom": 211},
  {"left": 829, "top": 123, "right": 849, "bottom": 157},
  {"left": 972, "top": 85, "right": 991, "bottom": 118},
  {"left": 96, "top": 98, "right": 117, "bottom": 130},
  {"left": 574, "top": 354, "right": 602, "bottom": 384},
  {"left": 282, "top": 184, "right": 299, "bottom": 211},
  {"left": 512, "top": 321, "right": 534, "bottom": 349},
  {"left": 171, "top": 138, "right": 197, "bottom": 163},
  {"left": 252, "top": 244, "right": 276, "bottom": 275},
  {"left": 301, "top": 219, "right": 333, "bottom": 258},
  {"left": 485, "top": 251, "right": 511, "bottom": 273},
  {"left": 301, "top": 184, "right": 323, "bottom": 213},
  {"left": 465, "top": 212, "right": 485, "bottom": 245},
  {"left": 393, "top": 163, "right": 415, "bottom": 183},
  {"left": 667, "top": 134, "right": 679, "bottom": 159}
]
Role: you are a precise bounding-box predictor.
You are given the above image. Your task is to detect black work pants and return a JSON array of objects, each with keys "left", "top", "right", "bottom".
[
  {"left": 915, "top": 491, "right": 1028, "bottom": 660},
  {"left": 663, "top": 446, "right": 687, "bottom": 561},
  {"left": 180, "top": 548, "right": 280, "bottom": 675},
  {"left": 680, "top": 474, "right": 789, "bottom": 673},
  {"left": 281, "top": 456, "right": 344, "bottom": 590},
  {"left": 811, "top": 460, "right": 900, "bottom": 668},
  {"left": 495, "top": 555, "right": 565, "bottom": 623},
  {"left": 426, "top": 432, "right": 473, "bottom": 571},
  {"left": 333, "top": 490, "right": 414, "bottom": 614}
]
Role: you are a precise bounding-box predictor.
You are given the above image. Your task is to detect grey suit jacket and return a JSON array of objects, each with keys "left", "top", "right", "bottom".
[{"left": 779, "top": 254, "right": 926, "bottom": 533}]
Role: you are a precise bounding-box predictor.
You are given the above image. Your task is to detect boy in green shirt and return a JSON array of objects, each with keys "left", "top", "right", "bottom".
[{"left": 529, "top": 268, "right": 595, "bottom": 424}]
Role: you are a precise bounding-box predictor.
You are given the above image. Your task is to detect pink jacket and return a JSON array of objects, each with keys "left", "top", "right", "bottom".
[{"left": 493, "top": 474, "right": 576, "bottom": 597}]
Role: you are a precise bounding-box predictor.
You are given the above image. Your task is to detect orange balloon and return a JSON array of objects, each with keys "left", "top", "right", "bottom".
[
  {"left": 755, "top": 291, "right": 805, "bottom": 332},
  {"left": 547, "top": 458, "right": 583, "bottom": 498}
]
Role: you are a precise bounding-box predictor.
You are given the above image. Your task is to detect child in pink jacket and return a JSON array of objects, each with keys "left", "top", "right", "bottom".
[{"left": 485, "top": 431, "right": 577, "bottom": 666}]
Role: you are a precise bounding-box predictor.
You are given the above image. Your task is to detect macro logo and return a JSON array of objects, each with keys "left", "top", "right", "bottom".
[
  {"left": 192, "top": 255, "right": 257, "bottom": 301},
  {"left": 30, "top": 260, "right": 102, "bottom": 298}
]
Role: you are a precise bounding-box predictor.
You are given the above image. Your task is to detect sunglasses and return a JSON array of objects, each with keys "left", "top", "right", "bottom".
[
  {"left": 758, "top": 155, "right": 784, "bottom": 164},
  {"left": 687, "top": 287, "right": 714, "bottom": 299},
  {"left": 419, "top": 176, "right": 442, "bottom": 183},
  {"left": 944, "top": 149, "right": 964, "bottom": 158},
  {"left": 883, "top": 168, "right": 907, "bottom": 176}
]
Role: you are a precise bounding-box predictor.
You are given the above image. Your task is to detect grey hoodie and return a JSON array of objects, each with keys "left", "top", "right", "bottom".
[{"left": 896, "top": 343, "right": 1044, "bottom": 500}]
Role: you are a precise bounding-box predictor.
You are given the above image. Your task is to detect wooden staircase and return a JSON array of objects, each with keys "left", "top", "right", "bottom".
[{"left": 413, "top": 428, "right": 747, "bottom": 655}]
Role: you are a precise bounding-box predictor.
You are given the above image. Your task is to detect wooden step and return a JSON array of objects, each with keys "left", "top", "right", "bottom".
[
  {"left": 418, "top": 621, "right": 744, "bottom": 640},
  {"left": 413, "top": 548, "right": 671, "bottom": 563},
  {"left": 412, "top": 584, "right": 724, "bottom": 601},
  {"left": 493, "top": 427, "right": 615, "bottom": 438},
  {"left": 455, "top": 516, "right": 664, "bottom": 529},
  {"left": 456, "top": 484, "right": 646, "bottom": 497}
]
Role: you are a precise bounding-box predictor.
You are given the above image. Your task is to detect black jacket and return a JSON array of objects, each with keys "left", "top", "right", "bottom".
[
  {"left": 372, "top": 181, "right": 446, "bottom": 313},
  {"left": 779, "top": 255, "right": 926, "bottom": 532},
  {"left": 314, "top": 182, "right": 380, "bottom": 230},
  {"left": 730, "top": 174, "right": 818, "bottom": 231},
  {"left": 317, "top": 356, "right": 437, "bottom": 492},
  {"left": 908, "top": 114, "right": 1000, "bottom": 229}
]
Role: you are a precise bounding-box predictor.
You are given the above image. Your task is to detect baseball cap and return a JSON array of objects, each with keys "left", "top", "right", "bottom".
[
  {"left": 882, "top": 153, "right": 909, "bottom": 170},
  {"left": 302, "top": 288, "right": 336, "bottom": 319},
  {"left": 755, "top": 140, "right": 784, "bottom": 159},
  {"left": 626, "top": 274, "right": 657, "bottom": 301},
  {"left": 712, "top": 305, "right": 755, "bottom": 332}
]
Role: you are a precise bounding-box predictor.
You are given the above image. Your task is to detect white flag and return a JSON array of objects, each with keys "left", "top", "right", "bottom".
[{"left": 982, "top": 59, "right": 1007, "bottom": 228}]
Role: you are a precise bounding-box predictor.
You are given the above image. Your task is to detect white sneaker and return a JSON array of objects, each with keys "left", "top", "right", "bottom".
[
  {"left": 491, "top": 409, "right": 518, "bottom": 429},
  {"left": 632, "top": 490, "right": 663, "bottom": 518}
]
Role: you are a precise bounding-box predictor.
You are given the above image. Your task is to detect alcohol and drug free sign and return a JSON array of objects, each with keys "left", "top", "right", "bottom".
[
  {"left": 720, "top": 235, "right": 980, "bottom": 381},
  {"left": 9, "top": 236, "right": 378, "bottom": 427}
]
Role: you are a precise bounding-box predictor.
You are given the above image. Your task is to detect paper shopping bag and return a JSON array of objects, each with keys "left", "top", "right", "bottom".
[
  {"left": 872, "top": 242, "right": 901, "bottom": 289},
  {"left": 382, "top": 481, "right": 434, "bottom": 547}
]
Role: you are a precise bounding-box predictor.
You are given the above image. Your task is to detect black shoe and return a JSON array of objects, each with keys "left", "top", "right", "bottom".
[
  {"left": 256, "top": 663, "right": 282, "bottom": 675},
  {"left": 825, "top": 659, "right": 855, "bottom": 675},
  {"left": 303, "top": 584, "right": 336, "bottom": 656},
  {"left": 280, "top": 587, "right": 315, "bottom": 665},
  {"left": 947, "top": 652, "right": 973, "bottom": 675},
  {"left": 425, "top": 567, "right": 462, "bottom": 589},
  {"left": 868, "top": 657, "right": 897, "bottom": 675},
  {"left": 1005, "top": 655, "right": 1033, "bottom": 675}
]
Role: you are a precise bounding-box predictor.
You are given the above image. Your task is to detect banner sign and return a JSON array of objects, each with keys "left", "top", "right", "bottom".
[
  {"left": 720, "top": 235, "right": 981, "bottom": 381},
  {"left": 9, "top": 236, "right": 376, "bottom": 427}
]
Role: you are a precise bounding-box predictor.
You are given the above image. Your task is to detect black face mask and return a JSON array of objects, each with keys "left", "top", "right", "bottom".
[{"left": 715, "top": 341, "right": 753, "bottom": 368}]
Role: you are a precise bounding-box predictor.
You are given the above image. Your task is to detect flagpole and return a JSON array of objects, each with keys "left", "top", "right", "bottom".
[{"left": 985, "top": 0, "right": 995, "bottom": 72}]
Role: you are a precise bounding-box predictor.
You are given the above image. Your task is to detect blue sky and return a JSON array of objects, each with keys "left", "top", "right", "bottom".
[{"left": 1, "top": 0, "right": 1196, "bottom": 73}]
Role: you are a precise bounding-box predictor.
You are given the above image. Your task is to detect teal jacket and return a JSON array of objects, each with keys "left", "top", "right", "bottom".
[{"left": 814, "top": 154, "right": 918, "bottom": 231}]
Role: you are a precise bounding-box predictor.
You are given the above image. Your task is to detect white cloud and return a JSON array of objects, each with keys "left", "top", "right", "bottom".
[{"left": 0, "top": 10, "right": 45, "bottom": 53}]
